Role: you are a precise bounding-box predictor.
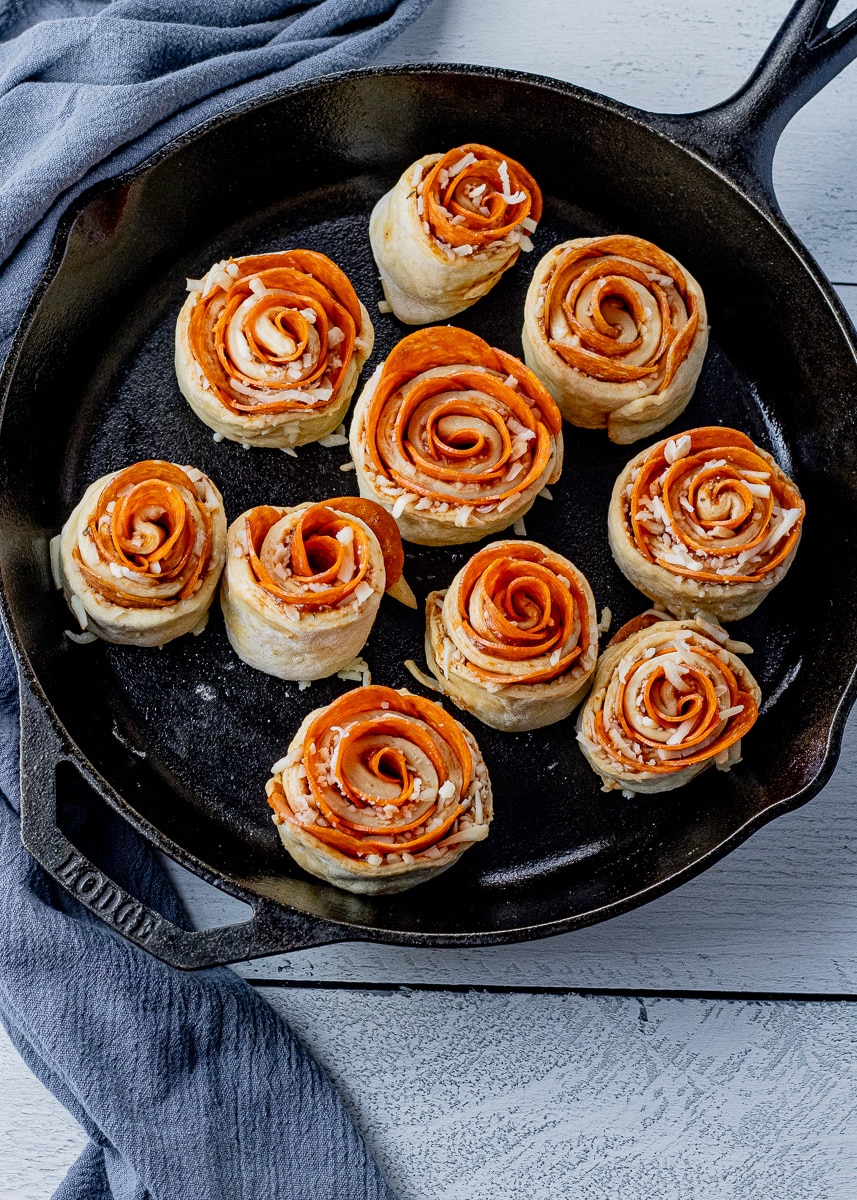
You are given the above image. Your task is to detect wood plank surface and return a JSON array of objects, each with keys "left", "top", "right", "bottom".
[
  {"left": 3, "top": 990, "right": 855, "bottom": 1199},
  {"left": 263, "top": 987, "right": 857, "bottom": 1200},
  {"left": 0, "top": 1025, "right": 88, "bottom": 1199}
]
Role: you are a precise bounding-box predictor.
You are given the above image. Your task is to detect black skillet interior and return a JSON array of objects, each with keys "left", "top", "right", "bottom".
[{"left": 2, "top": 65, "right": 857, "bottom": 951}]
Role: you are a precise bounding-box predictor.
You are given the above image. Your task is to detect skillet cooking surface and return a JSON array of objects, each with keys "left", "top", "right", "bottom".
[{"left": 2, "top": 67, "right": 857, "bottom": 948}]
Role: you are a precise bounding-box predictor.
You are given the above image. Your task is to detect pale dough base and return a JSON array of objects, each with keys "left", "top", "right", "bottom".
[
  {"left": 424, "top": 589, "right": 596, "bottom": 732},
  {"left": 576, "top": 618, "right": 760, "bottom": 794},
  {"left": 521, "top": 239, "right": 709, "bottom": 445},
  {"left": 175, "top": 277, "right": 373, "bottom": 448},
  {"left": 348, "top": 365, "right": 562, "bottom": 546},
  {"left": 607, "top": 441, "right": 802, "bottom": 622},
  {"left": 270, "top": 705, "right": 493, "bottom": 895},
  {"left": 369, "top": 153, "right": 520, "bottom": 325},
  {"left": 58, "top": 472, "right": 226, "bottom": 647},
  {"left": 221, "top": 505, "right": 384, "bottom": 680}
]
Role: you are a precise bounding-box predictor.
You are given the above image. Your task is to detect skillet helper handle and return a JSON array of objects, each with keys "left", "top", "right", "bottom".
[
  {"left": 654, "top": 0, "right": 857, "bottom": 211},
  {"left": 17, "top": 682, "right": 342, "bottom": 969}
]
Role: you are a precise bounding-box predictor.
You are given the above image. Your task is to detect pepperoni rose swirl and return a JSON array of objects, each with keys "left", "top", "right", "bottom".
[
  {"left": 55, "top": 459, "right": 226, "bottom": 646},
  {"left": 609, "top": 426, "right": 805, "bottom": 622},
  {"left": 522, "top": 235, "right": 709, "bottom": 443},
  {"left": 421, "top": 144, "right": 541, "bottom": 250},
  {"left": 370, "top": 143, "right": 542, "bottom": 324},
  {"left": 175, "top": 250, "right": 374, "bottom": 448},
  {"left": 419, "top": 540, "right": 600, "bottom": 732},
  {"left": 266, "top": 685, "right": 493, "bottom": 894},
  {"left": 222, "top": 498, "right": 412, "bottom": 682},
  {"left": 577, "top": 615, "right": 761, "bottom": 795},
  {"left": 350, "top": 327, "right": 563, "bottom": 546}
]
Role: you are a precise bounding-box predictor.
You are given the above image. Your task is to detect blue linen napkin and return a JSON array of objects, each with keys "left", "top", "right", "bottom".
[{"left": 0, "top": 3, "right": 432, "bottom": 1196}]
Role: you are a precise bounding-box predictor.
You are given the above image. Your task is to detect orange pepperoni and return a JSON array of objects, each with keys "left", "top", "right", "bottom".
[
  {"left": 243, "top": 502, "right": 376, "bottom": 610},
  {"left": 316, "top": 496, "right": 404, "bottom": 588},
  {"left": 451, "top": 542, "right": 594, "bottom": 685},
  {"left": 544, "top": 235, "right": 699, "bottom": 388},
  {"left": 74, "top": 460, "right": 213, "bottom": 609},
  {"left": 628, "top": 427, "right": 805, "bottom": 584},
  {"left": 588, "top": 626, "right": 758, "bottom": 776},
  {"left": 422, "top": 143, "right": 541, "bottom": 249},
  {"left": 268, "top": 686, "right": 475, "bottom": 861},
  {"left": 188, "top": 250, "right": 363, "bottom": 416},
  {"left": 364, "top": 327, "right": 561, "bottom": 509}
]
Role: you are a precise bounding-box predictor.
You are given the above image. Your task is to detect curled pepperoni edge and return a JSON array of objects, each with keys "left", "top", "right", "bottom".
[
  {"left": 267, "top": 686, "right": 477, "bottom": 860},
  {"left": 73, "top": 460, "right": 214, "bottom": 610},
  {"left": 543, "top": 235, "right": 700, "bottom": 389},
  {"left": 421, "top": 143, "right": 542, "bottom": 249},
  {"left": 628, "top": 426, "right": 805, "bottom": 585}
]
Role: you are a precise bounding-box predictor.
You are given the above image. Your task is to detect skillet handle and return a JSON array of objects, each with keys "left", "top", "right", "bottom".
[
  {"left": 17, "top": 681, "right": 344, "bottom": 970},
  {"left": 653, "top": 0, "right": 857, "bottom": 211}
]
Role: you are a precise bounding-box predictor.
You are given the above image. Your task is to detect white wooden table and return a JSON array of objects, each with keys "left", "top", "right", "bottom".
[{"left": 3, "top": 2, "right": 856, "bottom": 1196}]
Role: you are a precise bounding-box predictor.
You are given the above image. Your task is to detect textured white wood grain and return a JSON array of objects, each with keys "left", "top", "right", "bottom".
[
  {"left": 3, "top": 991, "right": 855, "bottom": 1200},
  {"left": 256, "top": 988, "right": 857, "bottom": 1200},
  {"left": 0, "top": 1026, "right": 87, "bottom": 1198}
]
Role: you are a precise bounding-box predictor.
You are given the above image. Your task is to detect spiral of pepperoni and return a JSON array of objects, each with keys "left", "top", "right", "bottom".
[
  {"left": 188, "top": 250, "right": 363, "bottom": 415},
  {"left": 628, "top": 427, "right": 805, "bottom": 583},
  {"left": 267, "top": 686, "right": 478, "bottom": 859},
  {"left": 73, "top": 460, "right": 215, "bottom": 609},
  {"left": 242, "top": 499, "right": 402, "bottom": 610},
  {"left": 421, "top": 143, "right": 542, "bottom": 249},
  {"left": 364, "top": 327, "right": 562, "bottom": 509},
  {"left": 582, "top": 622, "right": 758, "bottom": 777},
  {"left": 446, "top": 542, "right": 596, "bottom": 685},
  {"left": 542, "top": 235, "right": 700, "bottom": 387}
]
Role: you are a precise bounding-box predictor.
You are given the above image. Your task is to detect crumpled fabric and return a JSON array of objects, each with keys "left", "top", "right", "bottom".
[
  {"left": 0, "top": 0, "right": 430, "bottom": 359},
  {"left": 0, "top": 2, "right": 432, "bottom": 1196}
]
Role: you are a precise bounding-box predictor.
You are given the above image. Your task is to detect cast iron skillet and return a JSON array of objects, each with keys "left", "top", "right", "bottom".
[{"left": 1, "top": 1, "right": 856, "bottom": 969}]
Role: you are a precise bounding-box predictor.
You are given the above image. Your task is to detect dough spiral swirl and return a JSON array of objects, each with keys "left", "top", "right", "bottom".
[
  {"left": 175, "top": 250, "right": 374, "bottom": 447},
  {"left": 266, "top": 685, "right": 492, "bottom": 894},
  {"left": 350, "top": 327, "right": 563, "bottom": 545},
  {"left": 370, "top": 143, "right": 541, "bottom": 324},
  {"left": 522, "top": 235, "right": 708, "bottom": 443},
  {"left": 577, "top": 614, "right": 760, "bottom": 794},
  {"left": 424, "top": 540, "right": 599, "bottom": 731},
  {"left": 421, "top": 143, "right": 541, "bottom": 249},
  {"left": 609, "top": 426, "right": 805, "bottom": 621},
  {"left": 57, "top": 459, "right": 226, "bottom": 646},
  {"left": 222, "top": 500, "right": 393, "bottom": 680}
]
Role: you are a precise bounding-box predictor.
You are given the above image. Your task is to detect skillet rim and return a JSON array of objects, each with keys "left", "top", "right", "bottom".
[{"left": 2, "top": 61, "right": 857, "bottom": 953}]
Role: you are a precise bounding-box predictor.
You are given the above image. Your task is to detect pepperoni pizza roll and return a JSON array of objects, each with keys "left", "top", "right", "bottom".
[
  {"left": 522, "top": 235, "right": 708, "bottom": 443},
  {"left": 56, "top": 459, "right": 226, "bottom": 646},
  {"left": 608, "top": 427, "right": 805, "bottom": 622},
  {"left": 222, "top": 497, "right": 413, "bottom": 682},
  {"left": 350, "top": 327, "right": 563, "bottom": 545},
  {"left": 576, "top": 614, "right": 761, "bottom": 795},
  {"left": 266, "top": 685, "right": 492, "bottom": 894},
  {"left": 175, "top": 250, "right": 374, "bottom": 448},
  {"left": 370, "top": 143, "right": 541, "bottom": 324},
  {"left": 422, "top": 540, "right": 599, "bottom": 731}
]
